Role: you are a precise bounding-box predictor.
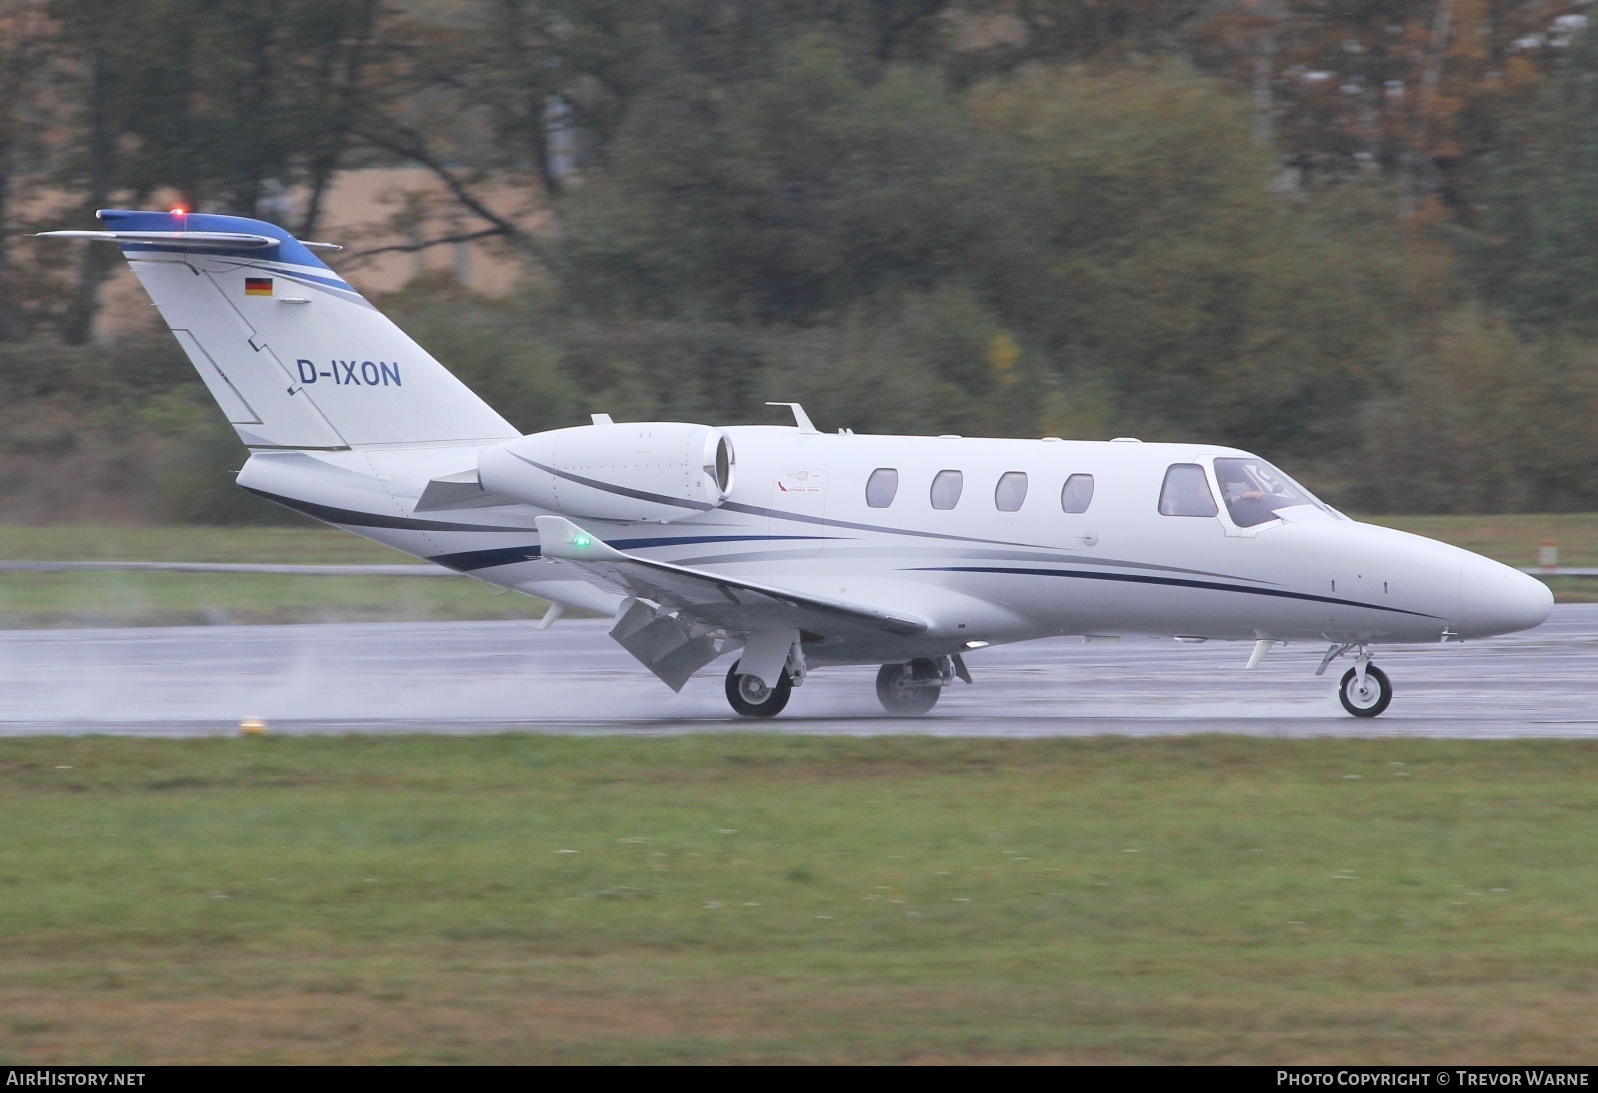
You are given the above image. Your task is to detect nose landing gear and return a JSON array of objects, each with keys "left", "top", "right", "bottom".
[
  {"left": 1319, "top": 642, "right": 1394, "bottom": 718},
  {"left": 1338, "top": 663, "right": 1392, "bottom": 717}
]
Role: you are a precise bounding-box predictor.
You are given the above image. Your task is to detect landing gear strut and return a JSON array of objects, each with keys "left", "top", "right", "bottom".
[
  {"left": 1319, "top": 643, "right": 1393, "bottom": 718},
  {"left": 875, "top": 658, "right": 946, "bottom": 716},
  {"left": 725, "top": 659, "right": 792, "bottom": 718}
]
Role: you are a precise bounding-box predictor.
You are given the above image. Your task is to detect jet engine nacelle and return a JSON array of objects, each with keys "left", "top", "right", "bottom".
[{"left": 478, "top": 420, "right": 734, "bottom": 523}]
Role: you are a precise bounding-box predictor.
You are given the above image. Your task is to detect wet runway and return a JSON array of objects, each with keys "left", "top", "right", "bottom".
[{"left": 1, "top": 605, "right": 1594, "bottom": 737}]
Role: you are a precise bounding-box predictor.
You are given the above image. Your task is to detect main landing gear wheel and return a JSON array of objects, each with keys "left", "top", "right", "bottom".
[
  {"left": 725, "top": 660, "right": 792, "bottom": 718},
  {"left": 1339, "top": 664, "right": 1392, "bottom": 718},
  {"left": 876, "top": 660, "right": 941, "bottom": 716}
]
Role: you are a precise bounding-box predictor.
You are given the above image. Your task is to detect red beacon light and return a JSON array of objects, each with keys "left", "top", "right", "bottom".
[{"left": 169, "top": 206, "right": 187, "bottom": 217}]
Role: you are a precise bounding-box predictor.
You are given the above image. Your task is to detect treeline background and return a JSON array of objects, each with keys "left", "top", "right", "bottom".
[{"left": 3, "top": 0, "right": 1598, "bottom": 523}]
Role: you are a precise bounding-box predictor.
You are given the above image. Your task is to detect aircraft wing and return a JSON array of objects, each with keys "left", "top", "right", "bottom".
[{"left": 534, "top": 515, "right": 927, "bottom": 639}]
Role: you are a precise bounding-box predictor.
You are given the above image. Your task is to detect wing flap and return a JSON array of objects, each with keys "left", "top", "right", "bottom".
[{"left": 534, "top": 515, "right": 927, "bottom": 639}]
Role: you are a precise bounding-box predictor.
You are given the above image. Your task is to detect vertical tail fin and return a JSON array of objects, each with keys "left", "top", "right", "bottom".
[{"left": 39, "top": 209, "right": 518, "bottom": 449}]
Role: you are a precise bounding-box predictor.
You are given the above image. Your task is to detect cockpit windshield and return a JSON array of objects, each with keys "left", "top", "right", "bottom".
[{"left": 1213, "top": 457, "right": 1333, "bottom": 528}]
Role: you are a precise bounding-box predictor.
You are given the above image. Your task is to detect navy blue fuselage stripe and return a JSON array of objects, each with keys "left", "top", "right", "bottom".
[
  {"left": 610, "top": 534, "right": 828, "bottom": 550},
  {"left": 241, "top": 487, "right": 535, "bottom": 533},
  {"left": 514, "top": 455, "right": 719, "bottom": 510},
  {"left": 428, "top": 535, "right": 828, "bottom": 573},
  {"left": 430, "top": 546, "right": 540, "bottom": 571},
  {"left": 911, "top": 566, "right": 1441, "bottom": 619}
]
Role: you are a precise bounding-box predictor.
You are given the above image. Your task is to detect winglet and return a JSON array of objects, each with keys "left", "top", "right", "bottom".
[{"left": 535, "top": 515, "right": 627, "bottom": 562}]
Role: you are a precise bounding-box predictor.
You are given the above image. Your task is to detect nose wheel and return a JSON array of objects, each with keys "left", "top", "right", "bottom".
[
  {"left": 725, "top": 660, "right": 793, "bottom": 718},
  {"left": 1319, "top": 642, "right": 1394, "bottom": 718},
  {"left": 1338, "top": 664, "right": 1392, "bottom": 717}
]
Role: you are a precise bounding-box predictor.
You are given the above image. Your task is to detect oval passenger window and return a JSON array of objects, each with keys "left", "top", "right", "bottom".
[
  {"left": 930, "top": 470, "right": 963, "bottom": 510},
  {"left": 1060, "top": 474, "right": 1094, "bottom": 514},
  {"left": 865, "top": 468, "right": 899, "bottom": 508},
  {"left": 994, "top": 472, "right": 1028, "bottom": 512}
]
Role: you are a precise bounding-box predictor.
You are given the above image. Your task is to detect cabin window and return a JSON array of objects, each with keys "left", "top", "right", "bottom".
[
  {"left": 930, "top": 470, "right": 964, "bottom": 510},
  {"left": 1213, "top": 457, "right": 1330, "bottom": 527},
  {"left": 994, "top": 472, "right": 1028, "bottom": 512},
  {"left": 865, "top": 468, "right": 899, "bottom": 508},
  {"left": 1158, "top": 463, "right": 1218, "bottom": 517},
  {"left": 1060, "top": 473, "right": 1094, "bottom": 514}
]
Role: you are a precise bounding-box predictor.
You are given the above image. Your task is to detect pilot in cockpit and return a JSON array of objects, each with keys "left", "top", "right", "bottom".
[{"left": 1215, "top": 462, "right": 1280, "bottom": 528}]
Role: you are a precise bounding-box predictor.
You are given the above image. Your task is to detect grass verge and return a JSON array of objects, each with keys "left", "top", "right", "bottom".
[
  {"left": 0, "top": 572, "right": 544, "bottom": 628},
  {"left": 1, "top": 734, "right": 1596, "bottom": 1063},
  {"left": 0, "top": 526, "right": 544, "bottom": 626}
]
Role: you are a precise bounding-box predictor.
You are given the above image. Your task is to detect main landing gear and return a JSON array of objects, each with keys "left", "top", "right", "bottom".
[
  {"left": 1318, "top": 642, "right": 1394, "bottom": 718},
  {"left": 725, "top": 660, "right": 793, "bottom": 718},
  {"left": 876, "top": 660, "right": 942, "bottom": 715},
  {"left": 724, "top": 653, "right": 972, "bottom": 718},
  {"left": 875, "top": 655, "right": 970, "bottom": 716}
]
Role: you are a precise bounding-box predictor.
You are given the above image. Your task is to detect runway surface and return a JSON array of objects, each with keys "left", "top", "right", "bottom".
[{"left": 1, "top": 605, "right": 1594, "bottom": 737}]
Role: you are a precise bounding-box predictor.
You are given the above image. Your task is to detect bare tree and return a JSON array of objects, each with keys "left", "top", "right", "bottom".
[
  {"left": 0, "top": 1, "right": 57, "bottom": 342},
  {"left": 299, "top": 0, "right": 379, "bottom": 239},
  {"left": 62, "top": 42, "right": 111, "bottom": 345}
]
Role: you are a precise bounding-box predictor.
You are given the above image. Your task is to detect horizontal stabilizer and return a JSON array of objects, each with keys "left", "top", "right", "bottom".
[
  {"left": 535, "top": 515, "right": 928, "bottom": 639},
  {"left": 35, "top": 229, "right": 280, "bottom": 249}
]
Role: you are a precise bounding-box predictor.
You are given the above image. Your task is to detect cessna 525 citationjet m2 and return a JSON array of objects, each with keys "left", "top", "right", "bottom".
[{"left": 40, "top": 210, "right": 1553, "bottom": 718}]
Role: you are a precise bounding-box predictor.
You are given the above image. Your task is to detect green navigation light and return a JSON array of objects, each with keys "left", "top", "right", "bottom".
[{"left": 573, "top": 534, "right": 592, "bottom": 549}]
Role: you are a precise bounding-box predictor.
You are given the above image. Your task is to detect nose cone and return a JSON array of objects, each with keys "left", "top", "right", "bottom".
[{"left": 1458, "top": 555, "right": 1553, "bottom": 637}]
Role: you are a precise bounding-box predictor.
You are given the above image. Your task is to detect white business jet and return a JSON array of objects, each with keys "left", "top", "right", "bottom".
[{"left": 41, "top": 210, "right": 1553, "bottom": 718}]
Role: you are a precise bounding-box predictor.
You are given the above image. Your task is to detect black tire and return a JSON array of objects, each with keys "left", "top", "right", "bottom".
[
  {"left": 1338, "top": 664, "right": 1392, "bottom": 718},
  {"left": 725, "top": 660, "right": 792, "bottom": 718},
  {"left": 876, "top": 660, "right": 941, "bottom": 716}
]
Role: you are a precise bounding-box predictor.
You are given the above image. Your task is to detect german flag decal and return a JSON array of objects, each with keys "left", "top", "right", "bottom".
[{"left": 244, "top": 277, "right": 273, "bottom": 297}]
